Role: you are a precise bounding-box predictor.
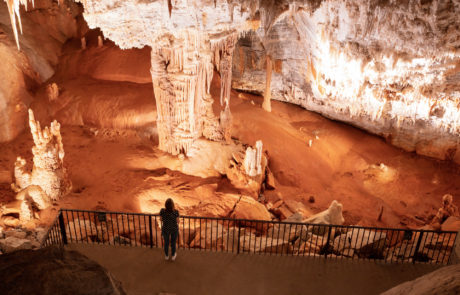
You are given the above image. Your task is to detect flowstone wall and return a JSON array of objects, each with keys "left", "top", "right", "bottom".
[{"left": 232, "top": 0, "right": 460, "bottom": 163}]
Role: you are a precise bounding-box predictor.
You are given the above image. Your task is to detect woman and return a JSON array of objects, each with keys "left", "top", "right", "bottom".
[{"left": 160, "top": 198, "right": 179, "bottom": 261}]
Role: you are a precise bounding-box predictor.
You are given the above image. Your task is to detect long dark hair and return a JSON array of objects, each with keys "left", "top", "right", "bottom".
[{"left": 165, "top": 198, "right": 175, "bottom": 212}]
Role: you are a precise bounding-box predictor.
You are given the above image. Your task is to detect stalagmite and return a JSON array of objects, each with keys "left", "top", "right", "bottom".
[
  {"left": 243, "top": 140, "right": 263, "bottom": 177},
  {"left": 150, "top": 31, "right": 226, "bottom": 156},
  {"left": 46, "top": 83, "right": 59, "bottom": 102},
  {"left": 11, "top": 109, "right": 71, "bottom": 221},
  {"left": 263, "top": 55, "right": 272, "bottom": 112},
  {"left": 97, "top": 35, "right": 103, "bottom": 48}
]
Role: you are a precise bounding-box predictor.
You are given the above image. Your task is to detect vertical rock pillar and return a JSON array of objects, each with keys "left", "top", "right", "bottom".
[
  {"left": 262, "top": 55, "right": 272, "bottom": 112},
  {"left": 150, "top": 31, "right": 224, "bottom": 156}
]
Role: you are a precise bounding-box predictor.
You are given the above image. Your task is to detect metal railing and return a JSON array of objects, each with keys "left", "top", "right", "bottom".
[{"left": 41, "top": 209, "right": 458, "bottom": 264}]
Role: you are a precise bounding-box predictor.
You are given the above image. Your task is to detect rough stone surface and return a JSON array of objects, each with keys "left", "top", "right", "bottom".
[
  {"left": 0, "top": 0, "right": 79, "bottom": 142},
  {"left": 232, "top": 0, "right": 460, "bottom": 163},
  {"left": 231, "top": 195, "right": 272, "bottom": 221},
  {"left": 304, "top": 200, "right": 345, "bottom": 225},
  {"left": 12, "top": 109, "right": 71, "bottom": 222},
  {"left": 0, "top": 236, "right": 32, "bottom": 253},
  {"left": 381, "top": 264, "right": 460, "bottom": 295},
  {"left": 0, "top": 246, "right": 126, "bottom": 295}
]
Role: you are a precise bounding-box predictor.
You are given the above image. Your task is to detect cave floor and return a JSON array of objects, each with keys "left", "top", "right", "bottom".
[
  {"left": 68, "top": 243, "right": 440, "bottom": 295},
  {"left": 1, "top": 75, "right": 460, "bottom": 231},
  {"left": 0, "top": 39, "right": 459, "bottom": 230}
]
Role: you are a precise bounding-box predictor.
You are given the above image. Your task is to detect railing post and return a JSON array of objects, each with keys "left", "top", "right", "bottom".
[
  {"left": 324, "top": 226, "right": 332, "bottom": 258},
  {"left": 412, "top": 231, "right": 424, "bottom": 264},
  {"left": 149, "top": 215, "right": 153, "bottom": 248},
  {"left": 58, "top": 211, "right": 68, "bottom": 245},
  {"left": 237, "top": 221, "right": 241, "bottom": 254}
]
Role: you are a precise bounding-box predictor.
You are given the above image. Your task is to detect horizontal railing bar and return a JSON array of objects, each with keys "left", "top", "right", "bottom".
[
  {"left": 39, "top": 208, "right": 457, "bottom": 265},
  {"left": 58, "top": 208, "right": 458, "bottom": 234}
]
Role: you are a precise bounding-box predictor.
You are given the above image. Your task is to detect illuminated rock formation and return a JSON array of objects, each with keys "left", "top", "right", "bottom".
[
  {"left": 228, "top": 140, "right": 267, "bottom": 196},
  {"left": 305, "top": 200, "right": 345, "bottom": 225},
  {"left": 243, "top": 140, "right": 263, "bottom": 177},
  {"left": 46, "top": 83, "right": 59, "bottom": 102},
  {"left": 74, "top": 0, "right": 258, "bottom": 155},
  {"left": 431, "top": 194, "right": 459, "bottom": 230},
  {"left": 4, "top": 0, "right": 459, "bottom": 165},
  {"left": 232, "top": 0, "right": 460, "bottom": 163},
  {"left": 12, "top": 109, "right": 71, "bottom": 221}
]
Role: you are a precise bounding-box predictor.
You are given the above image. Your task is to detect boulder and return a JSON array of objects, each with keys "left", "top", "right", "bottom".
[
  {"left": 4, "top": 229, "right": 28, "bottom": 239},
  {"left": 0, "top": 236, "right": 32, "bottom": 253},
  {"left": 65, "top": 220, "right": 98, "bottom": 242},
  {"left": 284, "top": 212, "right": 303, "bottom": 223},
  {"left": 441, "top": 216, "right": 460, "bottom": 232},
  {"left": 189, "top": 223, "right": 226, "bottom": 249},
  {"left": 0, "top": 247, "right": 126, "bottom": 295},
  {"left": 2, "top": 216, "right": 20, "bottom": 227},
  {"left": 381, "top": 264, "right": 460, "bottom": 295},
  {"left": 333, "top": 230, "right": 386, "bottom": 258},
  {"left": 231, "top": 196, "right": 271, "bottom": 221},
  {"left": 304, "top": 200, "right": 345, "bottom": 225},
  {"left": 35, "top": 227, "right": 47, "bottom": 244}
]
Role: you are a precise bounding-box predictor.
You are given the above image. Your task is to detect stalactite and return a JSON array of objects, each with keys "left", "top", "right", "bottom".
[
  {"left": 167, "top": 0, "right": 172, "bottom": 18},
  {"left": 263, "top": 55, "right": 273, "bottom": 112},
  {"left": 4, "top": 0, "right": 34, "bottom": 50}
]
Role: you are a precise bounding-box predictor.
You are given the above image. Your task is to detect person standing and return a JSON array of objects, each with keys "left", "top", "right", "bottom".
[{"left": 160, "top": 198, "right": 179, "bottom": 261}]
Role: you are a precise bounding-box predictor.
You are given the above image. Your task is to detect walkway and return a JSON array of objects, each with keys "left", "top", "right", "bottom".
[{"left": 68, "top": 244, "right": 440, "bottom": 295}]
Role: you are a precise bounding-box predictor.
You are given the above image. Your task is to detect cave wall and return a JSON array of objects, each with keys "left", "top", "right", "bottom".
[
  {"left": 233, "top": 0, "right": 460, "bottom": 163},
  {"left": 0, "top": 0, "right": 79, "bottom": 142}
]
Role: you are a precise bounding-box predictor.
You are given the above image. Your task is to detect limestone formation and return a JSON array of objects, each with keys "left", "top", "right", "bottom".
[
  {"left": 97, "top": 35, "right": 103, "bottom": 47},
  {"left": 262, "top": 55, "right": 272, "bottom": 112},
  {"left": 381, "top": 264, "right": 460, "bottom": 295},
  {"left": 243, "top": 140, "right": 263, "bottom": 177},
  {"left": 232, "top": 0, "right": 460, "bottom": 164},
  {"left": 71, "top": 0, "right": 260, "bottom": 156},
  {"left": 431, "top": 194, "right": 459, "bottom": 229},
  {"left": 304, "top": 200, "right": 345, "bottom": 225},
  {"left": 12, "top": 109, "right": 71, "bottom": 221},
  {"left": 46, "top": 83, "right": 59, "bottom": 102}
]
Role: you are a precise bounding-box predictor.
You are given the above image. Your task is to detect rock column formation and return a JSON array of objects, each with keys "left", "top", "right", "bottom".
[
  {"left": 12, "top": 110, "right": 71, "bottom": 221},
  {"left": 74, "top": 0, "right": 258, "bottom": 156},
  {"left": 232, "top": 0, "right": 460, "bottom": 163}
]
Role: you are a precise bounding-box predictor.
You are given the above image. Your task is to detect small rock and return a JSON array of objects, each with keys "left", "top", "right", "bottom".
[
  {"left": 308, "top": 196, "right": 315, "bottom": 203},
  {"left": 2, "top": 216, "right": 20, "bottom": 227},
  {"left": 35, "top": 227, "right": 47, "bottom": 243},
  {"left": 4, "top": 229, "right": 27, "bottom": 239},
  {"left": 0, "top": 236, "right": 32, "bottom": 253},
  {"left": 265, "top": 168, "right": 276, "bottom": 190},
  {"left": 284, "top": 212, "right": 303, "bottom": 223},
  {"left": 0, "top": 226, "right": 4, "bottom": 239}
]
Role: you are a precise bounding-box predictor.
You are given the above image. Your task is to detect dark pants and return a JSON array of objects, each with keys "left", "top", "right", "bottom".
[{"left": 162, "top": 230, "right": 178, "bottom": 256}]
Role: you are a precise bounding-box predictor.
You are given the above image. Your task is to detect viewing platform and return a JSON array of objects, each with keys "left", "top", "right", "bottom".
[{"left": 68, "top": 244, "right": 440, "bottom": 295}]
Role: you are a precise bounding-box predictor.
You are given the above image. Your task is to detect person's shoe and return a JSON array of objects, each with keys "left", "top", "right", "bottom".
[
  {"left": 171, "top": 253, "right": 177, "bottom": 261},
  {"left": 165, "top": 254, "right": 169, "bottom": 260}
]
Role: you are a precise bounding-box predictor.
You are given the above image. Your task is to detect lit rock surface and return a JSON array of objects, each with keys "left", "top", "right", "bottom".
[
  {"left": 0, "top": 0, "right": 78, "bottom": 142},
  {"left": 76, "top": 0, "right": 258, "bottom": 155},
  {"left": 304, "top": 200, "right": 345, "bottom": 225},
  {"left": 12, "top": 109, "right": 71, "bottom": 221},
  {"left": 0, "top": 247, "right": 126, "bottom": 295},
  {"left": 232, "top": 0, "right": 460, "bottom": 163},
  {"left": 381, "top": 264, "right": 460, "bottom": 295}
]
